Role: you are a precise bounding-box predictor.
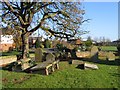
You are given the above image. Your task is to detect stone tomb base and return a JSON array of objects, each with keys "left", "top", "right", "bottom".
[
  {"left": 70, "top": 60, "right": 98, "bottom": 70},
  {"left": 77, "top": 63, "right": 98, "bottom": 70}
]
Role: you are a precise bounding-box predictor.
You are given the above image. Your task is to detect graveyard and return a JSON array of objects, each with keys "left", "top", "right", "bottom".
[
  {"left": 1, "top": 42, "right": 120, "bottom": 88},
  {"left": 1, "top": 1, "right": 120, "bottom": 89}
]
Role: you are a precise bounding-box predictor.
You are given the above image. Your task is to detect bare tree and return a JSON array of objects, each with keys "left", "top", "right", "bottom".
[{"left": 2, "top": 1, "right": 87, "bottom": 59}]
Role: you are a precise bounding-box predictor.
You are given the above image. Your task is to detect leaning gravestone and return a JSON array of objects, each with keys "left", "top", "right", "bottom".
[
  {"left": 46, "top": 53, "right": 55, "bottom": 61},
  {"left": 107, "top": 52, "right": 115, "bottom": 61},
  {"left": 35, "top": 48, "right": 43, "bottom": 62},
  {"left": 90, "top": 46, "right": 99, "bottom": 62}
]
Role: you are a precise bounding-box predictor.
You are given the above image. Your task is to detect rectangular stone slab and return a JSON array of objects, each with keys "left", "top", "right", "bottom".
[
  {"left": 70, "top": 60, "right": 84, "bottom": 65},
  {"left": 84, "top": 63, "right": 98, "bottom": 70},
  {"left": 30, "top": 60, "right": 59, "bottom": 70},
  {"left": 30, "top": 60, "right": 59, "bottom": 75}
]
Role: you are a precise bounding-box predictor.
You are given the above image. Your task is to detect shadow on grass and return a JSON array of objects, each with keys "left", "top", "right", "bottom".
[
  {"left": 109, "top": 73, "right": 120, "bottom": 77},
  {"left": 1, "top": 62, "right": 47, "bottom": 75}
]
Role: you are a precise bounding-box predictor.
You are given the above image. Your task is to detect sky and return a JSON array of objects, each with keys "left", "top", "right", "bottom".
[
  {"left": 1, "top": 1, "right": 118, "bottom": 41},
  {"left": 80, "top": 2, "right": 118, "bottom": 41},
  {"left": 34, "top": 1, "right": 119, "bottom": 42}
]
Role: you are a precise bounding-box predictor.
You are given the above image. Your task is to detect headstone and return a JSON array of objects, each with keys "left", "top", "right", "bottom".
[
  {"left": 90, "top": 46, "right": 99, "bottom": 61},
  {"left": 21, "top": 58, "right": 31, "bottom": 70},
  {"left": 107, "top": 52, "right": 115, "bottom": 61},
  {"left": 46, "top": 53, "right": 55, "bottom": 61},
  {"left": 70, "top": 60, "right": 84, "bottom": 65},
  {"left": 76, "top": 52, "right": 83, "bottom": 58},
  {"left": 84, "top": 63, "right": 99, "bottom": 70},
  {"left": 35, "top": 48, "right": 43, "bottom": 62},
  {"left": 76, "top": 51, "right": 90, "bottom": 58},
  {"left": 91, "top": 46, "right": 99, "bottom": 56},
  {"left": 21, "top": 63, "right": 30, "bottom": 70},
  {"left": 98, "top": 51, "right": 107, "bottom": 57}
]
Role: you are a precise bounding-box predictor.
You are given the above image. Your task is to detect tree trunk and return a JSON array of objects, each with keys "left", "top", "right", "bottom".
[{"left": 21, "top": 33, "right": 29, "bottom": 59}]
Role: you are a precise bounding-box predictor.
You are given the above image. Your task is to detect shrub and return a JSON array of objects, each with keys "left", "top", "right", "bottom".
[
  {"left": 86, "top": 46, "right": 91, "bottom": 51},
  {"left": 71, "top": 50, "right": 76, "bottom": 58},
  {"left": 44, "top": 39, "right": 52, "bottom": 48},
  {"left": 40, "top": 44, "right": 44, "bottom": 48},
  {"left": 73, "top": 47, "right": 79, "bottom": 52},
  {"left": 117, "top": 44, "right": 120, "bottom": 52},
  {"left": 56, "top": 43, "right": 64, "bottom": 51},
  {"left": 35, "top": 38, "right": 41, "bottom": 48},
  {"left": 84, "top": 40, "right": 92, "bottom": 47}
]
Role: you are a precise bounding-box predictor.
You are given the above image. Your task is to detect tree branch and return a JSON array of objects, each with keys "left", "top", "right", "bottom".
[
  {"left": 40, "top": 26, "right": 74, "bottom": 38},
  {"left": 33, "top": 2, "right": 53, "bottom": 14},
  {"left": 81, "top": 19, "right": 91, "bottom": 24},
  {"left": 3, "top": 0, "right": 28, "bottom": 26},
  {"left": 29, "top": 11, "right": 62, "bottom": 33}
]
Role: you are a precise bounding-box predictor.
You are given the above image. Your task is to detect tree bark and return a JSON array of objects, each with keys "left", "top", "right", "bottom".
[{"left": 21, "top": 33, "right": 29, "bottom": 59}]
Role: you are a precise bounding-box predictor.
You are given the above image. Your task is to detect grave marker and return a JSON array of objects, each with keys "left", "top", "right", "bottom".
[
  {"left": 107, "top": 52, "right": 115, "bottom": 61},
  {"left": 21, "top": 58, "right": 31, "bottom": 70},
  {"left": 91, "top": 46, "right": 98, "bottom": 56},
  {"left": 35, "top": 48, "right": 43, "bottom": 62},
  {"left": 90, "top": 46, "right": 99, "bottom": 62}
]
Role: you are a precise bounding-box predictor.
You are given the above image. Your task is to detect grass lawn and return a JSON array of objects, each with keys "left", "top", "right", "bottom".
[
  {"left": 1, "top": 47, "right": 119, "bottom": 88},
  {"left": 1, "top": 60, "right": 119, "bottom": 88},
  {"left": 1, "top": 51, "right": 21, "bottom": 57},
  {"left": 100, "top": 46, "right": 117, "bottom": 52},
  {"left": 0, "top": 51, "right": 35, "bottom": 59}
]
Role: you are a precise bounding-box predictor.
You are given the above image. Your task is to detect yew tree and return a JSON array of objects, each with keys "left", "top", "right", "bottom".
[{"left": 2, "top": 1, "right": 87, "bottom": 59}]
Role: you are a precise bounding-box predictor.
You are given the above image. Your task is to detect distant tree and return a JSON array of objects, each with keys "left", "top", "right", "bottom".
[
  {"left": 1, "top": 27, "right": 22, "bottom": 51},
  {"left": 117, "top": 44, "right": 120, "bottom": 52},
  {"left": 106, "top": 38, "right": 111, "bottom": 42},
  {"left": 85, "top": 36, "right": 92, "bottom": 47},
  {"left": 105, "top": 38, "right": 111, "bottom": 46}
]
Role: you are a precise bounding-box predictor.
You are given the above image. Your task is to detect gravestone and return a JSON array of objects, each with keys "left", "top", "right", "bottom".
[
  {"left": 77, "top": 62, "right": 98, "bottom": 70},
  {"left": 21, "top": 58, "right": 31, "bottom": 70},
  {"left": 84, "top": 63, "right": 99, "bottom": 70},
  {"left": 90, "top": 46, "right": 99, "bottom": 62},
  {"left": 70, "top": 60, "right": 84, "bottom": 65},
  {"left": 35, "top": 48, "right": 43, "bottom": 62},
  {"left": 76, "top": 51, "right": 90, "bottom": 58},
  {"left": 98, "top": 51, "right": 107, "bottom": 57},
  {"left": 107, "top": 52, "right": 115, "bottom": 61},
  {"left": 91, "top": 46, "right": 99, "bottom": 56},
  {"left": 46, "top": 53, "right": 55, "bottom": 61}
]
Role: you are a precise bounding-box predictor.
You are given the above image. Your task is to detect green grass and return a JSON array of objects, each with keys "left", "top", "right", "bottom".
[
  {"left": 1, "top": 50, "right": 35, "bottom": 58},
  {"left": 101, "top": 46, "right": 117, "bottom": 52},
  {"left": 1, "top": 47, "right": 119, "bottom": 88},
  {"left": 1, "top": 51, "right": 21, "bottom": 56},
  {"left": 1, "top": 61, "right": 119, "bottom": 88}
]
